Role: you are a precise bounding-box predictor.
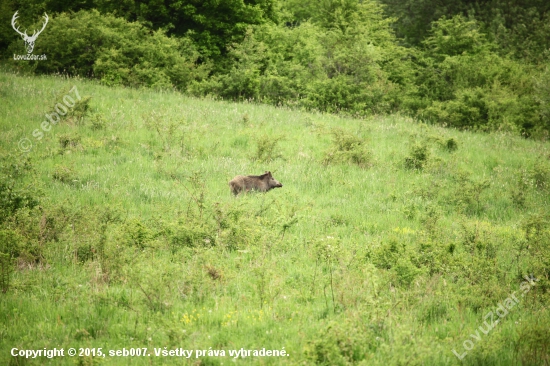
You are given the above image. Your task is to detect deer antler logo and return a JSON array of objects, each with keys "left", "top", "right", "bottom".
[{"left": 11, "top": 11, "right": 49, "bottom": 54}]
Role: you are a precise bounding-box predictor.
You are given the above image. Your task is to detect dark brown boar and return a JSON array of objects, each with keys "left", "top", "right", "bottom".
[{"left": 229, "top": 171, "right": 283, "bottom": 195}]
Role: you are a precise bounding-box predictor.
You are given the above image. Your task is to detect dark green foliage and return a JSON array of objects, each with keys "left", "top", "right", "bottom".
[
  {"left": 404, "top": 143, "right": 429, "bottom": 170},
  {"left": 376, "top": 0, "right": 466, "bottom": 46},
  {"left": 413, "top": 16, "right": 546, "bottom": 135},
  {"left": 444, "top": 138, "right": 458, "bottom": 152},
  {"left": 378, "top": 0, "right": 550, "bottom": 63},
  {"left": 0, "top": 0, "right": 17, "bottom": 54},
  {"left": 191, "top": 0, "right": 412, "bottom": 116},
  {"left": 95, "top": 0, "right": 279, "bottom": 59},
  {"left": 1, "top": 0, "right": 278, "bottom": 61},
  {"left": 190, "top": 22, "right": 324, "bottom": 103},
  {"left": 11, "top": 10, "right": 207, "bottom": 90},
  {"left": 423, "top": 15, "right": 493, "bottom": 58}
]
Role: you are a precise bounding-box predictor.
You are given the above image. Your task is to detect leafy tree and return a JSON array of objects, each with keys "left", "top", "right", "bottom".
[
  {"left": 378, "top": 0, "right": 550, "bottom": 62},
  {"left": 193, "top": 0, "right": 413, "bottom": 116},
  {"left": 94, "top": 0, "right": 279, "bottom": 59},
  {"left": 413, "top": 15, "right": 546, "bottom": 134},
  {"left": 14, "top": 10, "right": 208, "bottom": 90}
]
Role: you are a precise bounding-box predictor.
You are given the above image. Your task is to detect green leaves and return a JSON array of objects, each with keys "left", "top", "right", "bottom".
[
  {"left": 29, "top": 10, "right": 205, "bottom": 90},
  {"left": 423, "top": 15, "right": 493, "bottom": 58}
]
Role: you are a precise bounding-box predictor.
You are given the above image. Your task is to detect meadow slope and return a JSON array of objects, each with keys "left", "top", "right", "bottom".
[{"left": 0, "top": 70, "right": 549, "bottom": 365}]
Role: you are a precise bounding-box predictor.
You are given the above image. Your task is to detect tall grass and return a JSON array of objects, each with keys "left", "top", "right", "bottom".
[{"left": 1, "top": 68, "right": 549, "bottom": 365}]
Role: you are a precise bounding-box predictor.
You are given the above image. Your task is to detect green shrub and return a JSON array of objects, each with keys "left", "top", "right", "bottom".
[
  {"left": 510, "top": 175, "right": 528, "bottom": 208},
  {"left": 305, "top": 319, "right": 378, "bottom": 365},
  {"left": 5, "top": 205, "right": 71, "bottom": 265},
  {"left": 253, "top": 134, "right": 284, "bottom": 163},
  {"left": 410, "top": 16, "right": 548, "bottom": 135},
  {"left": 51, "top": 86, "right": 92, "bottom": 125},
  {"left": 191, "top": 23, "right": 323, "bottom": 103},
  {"left": 0, "top": 252, "right": 12, "bottom": 293},
  {"left": 65, "top": 96, "right": 91, "bottom": 125},
  {"left": 75, "top": 242, "right": 94, "bottom": 263},
  {"left": 534, "top": 67, "right": 550, "bottom": 135},
  {"left": 52, "top": 165, "right": 77, "bottom": 184},
  {"left": 518, "top": 213, "right": 550, "bottom": 294},
  {"left": 451, "top": 172, "right": 490, "bottom": 214},
  {"left": 212, "top": 202, "right": 265, "bottom": 251},
  {"left": 58, "top": 133, "right": 82, "bottom": 154},
  {"left": 0, "top": 229, "right": 24, "bottom": 259},
  {"left": 371, "top": 236, "right": 425, "bottom": 286},
  {"left": 168, "top": 219, "right": 215, "bottom": 251},
  {"left": 428, "top": 134, "right": 459, "bottom": 152},
  {"left": 89, "top": 113, "right": 107, "bottom": 131},
  {"left": 414, "top": 15, "right": 546, "bottom": 135},
  {"left": 190, "top": 2, "right": 412, "bottom": 116},
  {"left": 404, "top": 143, "right": 429, "bottom": 170},
  {"left": 423, "top": 16, "right": 492, "bottom": 59},
  {"left": 122, "top": 218, "right": 154, "bottom": 249},
  {"left": 323, "top": 128, "right": 371, "bottom": 168},
  {"left": 444, "top": 137, "right": 458, "bottom": 151}
]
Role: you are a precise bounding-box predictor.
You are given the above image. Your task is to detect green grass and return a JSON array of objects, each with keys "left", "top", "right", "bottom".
[{"left": 1, "top": 69, "right": 549, "bottom": 365}]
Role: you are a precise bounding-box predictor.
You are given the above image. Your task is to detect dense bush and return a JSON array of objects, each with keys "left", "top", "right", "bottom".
[
  {"left": 377, "top": 0, "right": 550, "bottom": 63},
  {"left": 191, "top": 0, "right": 413, "bottom": 117},
  {"left": 1, "top": 0, "right": 278, "bottom": 61},
  {"left": 322, "top": 128, "right": 372, "bottom": 168},
  {"left": 8, "top": 10, "right": 207, "bottom": 90},
  {"left": 412, "top": 16, "right": 548, "bottom": 135},
  {"left": 189, "top": 22, "right": 324, "bottom": 103}
]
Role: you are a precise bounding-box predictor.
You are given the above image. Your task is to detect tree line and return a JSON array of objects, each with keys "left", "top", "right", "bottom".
[{"left": 1, "top": 0, "right": 549, "bottom": 137}]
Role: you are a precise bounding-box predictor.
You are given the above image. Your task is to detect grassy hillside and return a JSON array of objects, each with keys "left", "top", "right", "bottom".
[{"left": 1, "top": 69, "right": 549, "bottom": 365}]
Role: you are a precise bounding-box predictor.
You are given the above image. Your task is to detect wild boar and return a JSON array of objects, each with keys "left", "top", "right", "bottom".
[{"left": 229, "top": 171, "right": 283, "bottom": 195}]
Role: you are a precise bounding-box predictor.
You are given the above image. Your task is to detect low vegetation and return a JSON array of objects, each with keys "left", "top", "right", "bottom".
[{"left": 1, "top": 70, "right": 549, "bottom": 364}]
